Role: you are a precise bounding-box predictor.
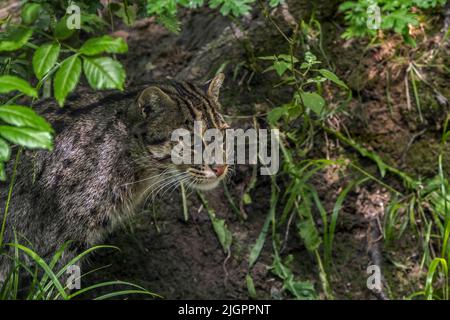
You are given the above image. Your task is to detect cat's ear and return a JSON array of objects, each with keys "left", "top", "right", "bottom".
[
  {"left": 134, "top": 86, "right": 176, "bottom": 119},
  {"left": 206, "top": 73, "right": 225, "bottom": 100}
]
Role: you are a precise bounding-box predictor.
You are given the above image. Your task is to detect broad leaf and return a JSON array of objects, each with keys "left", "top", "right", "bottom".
[
  {"left": 0, "top": 162, "right": 5, "bottom": 181},
  {"left": 82, "top": 57, "right": 125, "bottom": 90},
  {"left": 21, "top": 3, "right": 42, "bottom": 25},
  {"left": 0, "top": 26, "right": 33, "bottom": 52},
  {"left": 267, "top": 106, "right": 288, "bottom": 124},
  {"left": 299, "top": 92, "right": 325, "bottom": 115},
  {"left": 0, "top": 137, "right": 11, "bottom": 162},
  {"left": 210, "top": 214, "right": 233, "bottom": 254},
  {"left": 54, "top": 17, "right": 76, "bottom": 40},
  {"left": 0, "top": 126, "right": 53, "bottom": 150},
  {"left": 198, "top": 191, "right": 233, "bottom": 254},
  {"left": 319, "top": 69, "right": 348, "bottom": 89},
  {"left": 0, "top": 105, "right": 53, "bottom": 132},
  {"left": 113, "top": 3, "right": 137, "bottom": 26},
  {"left": 54, "top": 55, "right": 82, "bottom": 106},
  {"left": 79, "top": 35, "right": 128, "bottom": 56},
  {"left": 0, "top": 76, "right": 37, "bottom": 97},
  {"left": 33, "top": 43, "right": 61, "bottom": 80},
  {"left": 273, "top": 60, "right": 290, "bottom": 76},
  {"left": 278, "top": 54, "right": 299, "bottom": 63}
]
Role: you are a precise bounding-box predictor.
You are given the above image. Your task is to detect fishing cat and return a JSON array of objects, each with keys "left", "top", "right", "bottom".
[{"left": 0, "top": 73, "right": 229, "bottom": 282}]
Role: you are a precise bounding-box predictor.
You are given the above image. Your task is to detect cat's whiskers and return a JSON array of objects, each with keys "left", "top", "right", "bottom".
[
  {"left": 186, "top": 176, "right": 198, "bottom": 192},
  {"left": 145, "top": 171, "right": 185, "bottom": 198},
  {"left": 121, "top": 167, "right": 179, "bottom": 187},
  {"left": 145, "top": 171, "right": 187, "bottom": 203},
  {"left": 163, "top": 175, "right": 191, "bottom": 199},
  {"left": 139, "top": 170, "right": 180, "bottom": 203},
  {"left": 158, "top": 175, "right": 186, "bottom": 199},
  {"left": 161, "top": 173, "right": 191, "bottom": 199}
]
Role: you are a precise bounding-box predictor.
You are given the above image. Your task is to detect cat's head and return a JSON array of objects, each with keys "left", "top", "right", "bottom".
[{"left": 129, "top": 73, "right": 230, "bottom": 191}]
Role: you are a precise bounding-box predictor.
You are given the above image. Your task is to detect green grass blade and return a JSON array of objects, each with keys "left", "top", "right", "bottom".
[{"left": 6, "top": 243, "right": 68, "bottom": 299}]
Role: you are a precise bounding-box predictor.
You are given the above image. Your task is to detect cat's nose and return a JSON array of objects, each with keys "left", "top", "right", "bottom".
[{"left": 212, "top": 165, "right": 227, "bottom": 177}]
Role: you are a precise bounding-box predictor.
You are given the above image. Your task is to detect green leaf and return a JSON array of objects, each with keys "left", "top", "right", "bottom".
[
  {"left": 197, "top": 191, "right": 232, "bottom": 254},
  {"left": 243, "top": 193, "right": 252, "bottom": 205},
  {"left": 267, "top": 106, "right": 288, "bottom": 124},
  {"left": 278, "top": 54, "right": 298, "bottom": 63},
  {"left": 0, "top": 137, "right": 11, "bottom": 162},
  {"left": 269, "top": 0, "right": 284, "bottom": 6},
  {"left": 82, "top": 57, "right": 125, "bottom": 90},
  {"left": 273, "top": 60, "right": 290, "bottom": 76},
  {"left": 297, "top": 219, "right": 321, "bottom": 252},
  {"left": 339, "top": 1, "right": 358, "bottom": 11},
  {"left": 79, "top": 35, "right": 128, "bottom": 56},
  {"left": 246, "top": 274, "right": 257, "bottom": 299},
  {"left": 0, "top": 162, "right": 5, "bottom": 181},
  {"left": 354, "top": 143, "right": 388, "bottom": 177},
  {"left": 0, "top": 105, "right": 53, "bottom": 132},
  {"left": 6, "top": 243, "right": 67, "bottom": 299},
  {"left": 54, "top": 17, "right": 76, "bottom": 40},
  {"left": 0, "top": 126, "right": 53, "bottom": 150},
  {"left": 156, "top": 13, "right": 181, "bottom": 34},
  {"left": 284, "top": 277, "right": 317, "bottom": 300},
  {"left": 32, "top": 43, "right": 61, "bottom": 80},
  {"left": 112, "top": 3, "right": 137, "bottom": 26},
  {"left": 271, "top": 253, "right": 291, "bottom": 280},
  {"left": 318, "top": 69, "right": 349, "bottom": 89},
  {"left": 304, "top": 51, "right": 319, "bottom": 65},
  {"left": 21, "top": 3, "right": 42, "bottom": 25},
  {"left": 210, "top": 215, "right": 233, "bottom": 254},
  {"left": 0, "top": 76, "right": 37, "bottom": 97},
  {"left": 54, "top": 55, "right": 82, "bottom": 106},
  {"left": 210, "top": 0, "right": 253, "bottom": 16},
  {"left": 0, "top": 26, "right": 33, "bottom": 52},
  {"left": 248, "top": 210, "right": 271, "bottom": 269},
  {"left": 403, "top": 33, "right": 417, "bottom": 47},
  {"left": 299, "top": 92, "right": 325, "bottom": 115}
]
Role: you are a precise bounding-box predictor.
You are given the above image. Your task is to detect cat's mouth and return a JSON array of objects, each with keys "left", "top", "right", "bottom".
[
  {"left": 193, "top": 179, "right": 221, "bottom": 191},
  {"left": 186, "top": 165, "right": 228, "bottom": 191}
]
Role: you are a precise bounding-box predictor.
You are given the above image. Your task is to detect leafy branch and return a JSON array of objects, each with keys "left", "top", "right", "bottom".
[{"left": 0, "top": 2, "right": 129, "bottom": 179}]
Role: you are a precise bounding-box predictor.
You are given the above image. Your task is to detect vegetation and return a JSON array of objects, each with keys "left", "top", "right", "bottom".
[
  {"left": 0, "top": 0, "right": 449, "bottom": 300},
  {"left": 339, "top": 0, "right": 446, "bottom": 45},
  {"left": 0, "top": 0, "right": 145, "bottom": 300}
]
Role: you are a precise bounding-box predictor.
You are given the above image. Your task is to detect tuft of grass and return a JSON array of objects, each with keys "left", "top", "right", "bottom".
[
  {"left": 0, "top": 218, "right": 156, "bottom": 300},
  {"left": 0, "top": 240, "right": 158, "bottom": 300}
]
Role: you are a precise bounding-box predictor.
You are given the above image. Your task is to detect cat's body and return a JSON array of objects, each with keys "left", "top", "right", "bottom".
[{"left": 0, "top": 75, "right": 228, "bottom": 281}]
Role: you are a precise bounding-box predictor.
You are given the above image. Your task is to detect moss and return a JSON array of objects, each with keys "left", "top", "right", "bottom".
[{"left": 404, "top": 138, "right": 450, "bottom": 179}]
